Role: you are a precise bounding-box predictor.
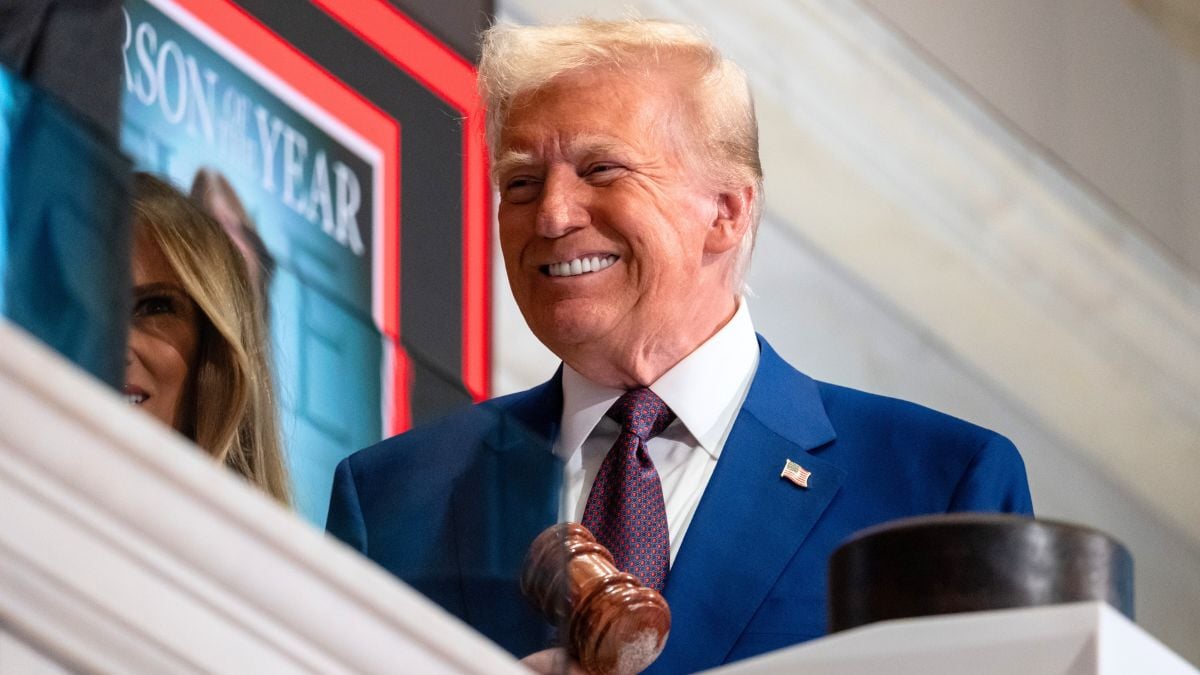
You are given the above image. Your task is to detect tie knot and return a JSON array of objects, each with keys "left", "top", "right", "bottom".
[{"left": 608, "top": 387, "right": 675, "bottom": 440}]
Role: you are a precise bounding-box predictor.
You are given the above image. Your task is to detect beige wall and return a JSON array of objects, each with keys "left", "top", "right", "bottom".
[{"left": 862, "top": 0, "right": 1200, "bottom": 276}]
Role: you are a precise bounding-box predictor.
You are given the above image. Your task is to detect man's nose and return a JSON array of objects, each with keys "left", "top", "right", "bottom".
[{"left": 535, "top": 170, "right": 588, "bottom": 238}]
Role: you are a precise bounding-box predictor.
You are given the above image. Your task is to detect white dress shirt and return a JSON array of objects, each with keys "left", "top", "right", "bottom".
[{"left": 553, "top": 301, "right": 760, "bottom": 565}]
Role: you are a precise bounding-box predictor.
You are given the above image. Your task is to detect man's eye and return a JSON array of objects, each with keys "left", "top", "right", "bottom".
[
  {"left": 584, "top": 163, "right": 624, "bottom": 181},
  {"left": 504, "top": 177, "right": 541, "bottom": 204}
]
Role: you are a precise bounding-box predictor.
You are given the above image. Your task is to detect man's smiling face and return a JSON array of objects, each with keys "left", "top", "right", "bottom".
[{"left": 495, "top": 65, "right": 735, "bottom": 385}]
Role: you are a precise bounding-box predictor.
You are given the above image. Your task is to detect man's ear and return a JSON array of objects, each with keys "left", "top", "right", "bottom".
[{"left": 704, "top": 184, "right": 755, "bottom": 255}]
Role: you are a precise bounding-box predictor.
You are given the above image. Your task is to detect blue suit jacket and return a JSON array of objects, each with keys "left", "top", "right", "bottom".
[{"left": 327, "top": 336, "right": 1032, "bottom": 672}]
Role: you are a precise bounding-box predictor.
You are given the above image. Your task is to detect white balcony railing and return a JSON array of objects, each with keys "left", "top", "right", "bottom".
[{"left": 0, "top": 319, "right": 523, "bottom": 674}]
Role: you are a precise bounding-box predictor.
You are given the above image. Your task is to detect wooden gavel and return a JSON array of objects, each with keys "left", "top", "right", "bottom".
[{"left": 521, "top": 523, "right": 671, "bottom": 675}]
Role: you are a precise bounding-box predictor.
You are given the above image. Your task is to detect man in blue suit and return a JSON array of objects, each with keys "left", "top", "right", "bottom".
[{"left": 327, "top": 18, "right": 1032, "bottom": 673}]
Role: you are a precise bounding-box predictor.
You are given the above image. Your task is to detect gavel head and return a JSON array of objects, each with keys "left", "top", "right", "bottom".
[{"left": 522, "top": 523, "right": 671, "bottom": 675}]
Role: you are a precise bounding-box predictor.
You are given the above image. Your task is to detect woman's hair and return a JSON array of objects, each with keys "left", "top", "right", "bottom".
[
  {"left": 189, "top": 167, "right": 276, "bottom": 314},
  {"left": 131, "top": 172, "right": 290, "bottom": 505},
  {"left": 478, "top": 18, "right": 763, "bottom": 288}
]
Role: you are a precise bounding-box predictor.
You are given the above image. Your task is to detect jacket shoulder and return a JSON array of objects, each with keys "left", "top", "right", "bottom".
[
  {"left": 816, "top": 381, "right": 1000, "bottom": 448},
  {"left": 343, "top": 380, "right": 559, "bottom": 475},
  {"left": 813, "top": 380, "right": 1031, "bottom": 513}
]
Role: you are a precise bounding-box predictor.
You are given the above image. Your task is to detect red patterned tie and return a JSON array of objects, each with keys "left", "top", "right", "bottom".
[{"left": 581, "top": 387, "right": 675, "bottom": 591}]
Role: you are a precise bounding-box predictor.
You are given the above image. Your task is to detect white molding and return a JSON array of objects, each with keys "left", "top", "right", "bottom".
[
  {"left": 0, "top": 320, "right": 524, "bottom": 674},
  {"left": 499, "top": 0, "right": 1200, "bottom": 549},
  {"left": 0, "top": 630, "right": 75, "bottom": 675},
  {"left": 713, "top": 602, "right": 1198, "bottom": 674}
]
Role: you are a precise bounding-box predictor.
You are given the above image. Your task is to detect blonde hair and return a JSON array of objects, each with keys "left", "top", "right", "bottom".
[
  {"left": 478, "top": 18, "right": 763, "bottom": 286},
  {"left": 189, "top": 167, "right": 277, "bottom": 313},
  {"left": 131, "top": 172, "right": 290, "bottom": 505}
]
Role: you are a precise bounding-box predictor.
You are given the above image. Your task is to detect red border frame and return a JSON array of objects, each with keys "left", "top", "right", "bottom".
[
  {"left": 312, "top": 0, "right": 491, "bottom": 405},
  {"left": 167, "top": 0, "right": 410, "bottom": 430}
]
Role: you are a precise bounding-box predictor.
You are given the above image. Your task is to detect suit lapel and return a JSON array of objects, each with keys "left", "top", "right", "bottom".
[
  {"left": 451, "top": 372, "right": 564, "bottom": 648},
  {"left": 651, "top": 338, "right": 844, "bottom": 673}
]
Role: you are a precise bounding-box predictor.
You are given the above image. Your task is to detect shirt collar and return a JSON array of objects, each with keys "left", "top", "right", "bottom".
[{"left": 555, "top": 300, "right": 759, "bottom": 460}]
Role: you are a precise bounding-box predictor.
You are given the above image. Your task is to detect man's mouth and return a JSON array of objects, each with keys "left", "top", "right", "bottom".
[{"left": 541, "top": 254, "right": 618, "bottom": 278}]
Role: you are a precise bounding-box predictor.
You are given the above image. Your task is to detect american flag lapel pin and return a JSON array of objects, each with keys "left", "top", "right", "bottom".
[{"left": 781, "top": 459, "right": 811, "bottom": 488}]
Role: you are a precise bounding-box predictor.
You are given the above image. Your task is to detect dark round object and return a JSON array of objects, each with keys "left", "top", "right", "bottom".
[{"left": 828, "top": 514, "right": 1133, "bottom": 632}]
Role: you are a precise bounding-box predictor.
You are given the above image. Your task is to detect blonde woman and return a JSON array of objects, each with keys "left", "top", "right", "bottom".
[{"left": 125, "top": 172, "right": 289, "bottom": 505}]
